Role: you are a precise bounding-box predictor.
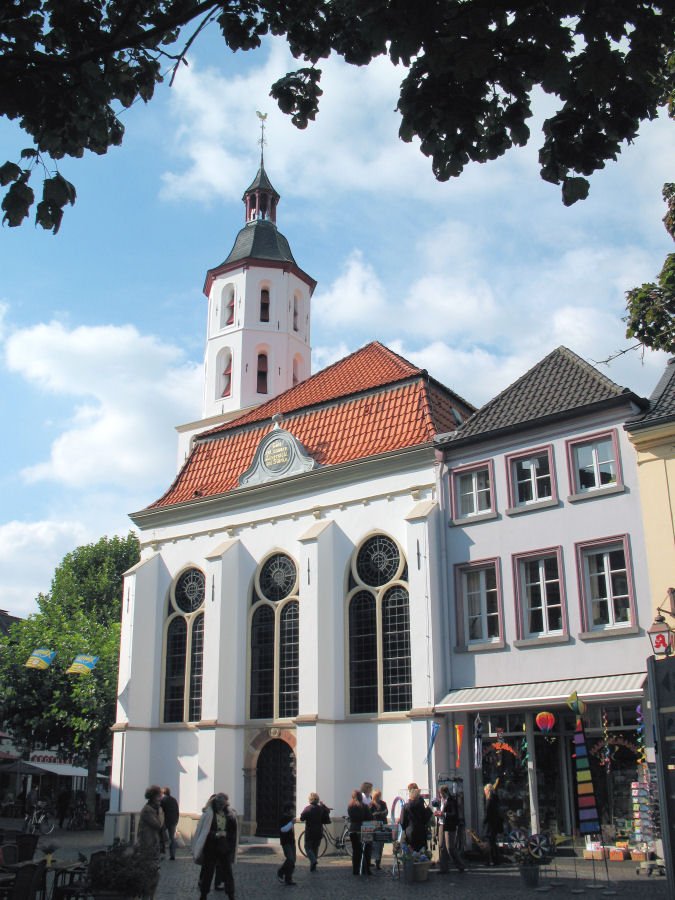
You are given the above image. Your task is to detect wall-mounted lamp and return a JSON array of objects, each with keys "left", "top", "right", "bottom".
[{"left": 648, "top": 587, "right": 675, "bottom": 656}]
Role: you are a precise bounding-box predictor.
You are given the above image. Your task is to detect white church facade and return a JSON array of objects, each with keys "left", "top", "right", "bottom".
[{"left": 109, "top": 163, "right": 475, "bottom": 835}]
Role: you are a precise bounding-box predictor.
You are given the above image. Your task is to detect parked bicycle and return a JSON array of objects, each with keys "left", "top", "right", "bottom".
[
  {"left": 298, "top": 816, "right": 352, "bottom": 858},
  {"left": 65, "top": 800, "right": 91, "bottom": 831},
  {"left": 23, "top": 800, "right": 55, "bottom": 835}
]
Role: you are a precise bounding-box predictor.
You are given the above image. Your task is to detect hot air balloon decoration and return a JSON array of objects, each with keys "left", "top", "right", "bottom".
[{"left": 535, "top": 711, "right": 556, "bottom": 741}]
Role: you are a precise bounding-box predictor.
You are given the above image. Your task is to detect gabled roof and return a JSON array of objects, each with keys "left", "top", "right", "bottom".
[
  {"left": 627, "top": 358, "right": 675, "bottom": 430},
  {"left": 146, "top": 342, "right": 474, "bottom": 510},
  {"left": 437, "top": 346, "right": 647, "bottom": 447},
  {"left": 243, "top": 164, "right": 279, "bottom": 199}
]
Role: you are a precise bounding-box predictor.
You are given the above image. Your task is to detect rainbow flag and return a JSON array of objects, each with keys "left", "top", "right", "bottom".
[{"left": 573, "top": 716, "right": 600, "bottom": 834}]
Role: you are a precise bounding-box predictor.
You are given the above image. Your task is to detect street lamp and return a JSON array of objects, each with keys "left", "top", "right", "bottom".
[{"left": 647, "top": 588, "right": 675, "bottom": 657}]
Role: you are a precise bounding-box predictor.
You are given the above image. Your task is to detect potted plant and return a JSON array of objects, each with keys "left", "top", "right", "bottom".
[
  {"left": 88, "top": 841, "right": 160, "bottom": 899},
  {"left": 508, "top": 831, "right": 554, "bottom": 889},
  {"left": 40, "top": 842, "right": 58, "bottom": 866}
]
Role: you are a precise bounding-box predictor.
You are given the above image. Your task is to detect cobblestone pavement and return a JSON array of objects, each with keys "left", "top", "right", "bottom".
[{"left": 1, "top": 819, "right": 670, "bottom": 899}]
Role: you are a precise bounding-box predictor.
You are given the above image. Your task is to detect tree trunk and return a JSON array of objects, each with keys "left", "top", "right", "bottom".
[{"left": 86, "top": 748, "right": 99, "bottom": 823}]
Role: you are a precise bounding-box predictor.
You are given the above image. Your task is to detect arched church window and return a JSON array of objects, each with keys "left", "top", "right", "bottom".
[
  {"left": 293, "top": 295, "right": 299, "bottom": 331},
  {"left": 217, "top": 348, "right": 232, "bottom": 399},
  {"left": 257, "top": 353, "right": 268, "bottom": 394},
  {"left": 163, "top": 567, "right": 205, "bottom": 723},
  {"left": 260, "top": 288, "right": 270, "bottom": 322},
  {"left": 221, "top": 286, "right": 235, "bottom": 328},
  {"left": 249, "top": 553, "right": 299, "bottom": 720},
  {"left": 347, "top": 534, "right": 411, "bottom": 715},
  {"left": 292, "top": 355, "right": 301, "bottom": 387}
]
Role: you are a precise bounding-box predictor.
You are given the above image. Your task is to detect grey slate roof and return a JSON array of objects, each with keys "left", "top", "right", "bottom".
[
  {"left": 243, "top": 164, "right": 279, "bottom": 199},
  {"left": 437, "top": 346, "right": 646, "bottom": 446},
  {"left": 221, "top": 218, "right": 296, "bottom": 267},
  {"left": 0, "top": 609, "right": 20, "bottom": 638},
  {"left": 627, "top": 357, "right": 675, "bottom": 430}
]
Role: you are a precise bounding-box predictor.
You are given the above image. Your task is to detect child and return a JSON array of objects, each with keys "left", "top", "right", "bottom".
[{"left": 278, "top": 802, "right": 297, "bottom": 885}]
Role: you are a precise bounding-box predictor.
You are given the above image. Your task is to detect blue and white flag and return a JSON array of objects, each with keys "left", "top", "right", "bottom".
[{"left": 423, "top": 720, "right": 440, "bottom": 765}]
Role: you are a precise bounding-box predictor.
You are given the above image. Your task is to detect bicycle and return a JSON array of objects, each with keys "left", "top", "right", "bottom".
[
  {"left": 66, "top": 801, "right": 90, "bottom": 831},
  {"left": 298, "top": 817, "right": 352, "bottom": 857},
  {"left": 24, "top": 801, "right": 55, "bottom": 835}
]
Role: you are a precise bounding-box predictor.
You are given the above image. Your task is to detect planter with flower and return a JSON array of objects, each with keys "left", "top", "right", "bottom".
[
  {"left": 88, "top": 840, "right": 160, "bottom": 899},
  {"left": 507, "top": 831, "right": 555, "bottom": 889},
  {"left": 394, "top": 842, "right": 432, "bottom": 882},
  {"left": 40, "top": 842, "right": 58, "bottom": 866}
]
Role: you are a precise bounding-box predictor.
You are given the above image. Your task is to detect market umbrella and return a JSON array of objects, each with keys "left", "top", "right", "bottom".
[{"left": 0, "top": 760, "right": 46, "bottom": 776}]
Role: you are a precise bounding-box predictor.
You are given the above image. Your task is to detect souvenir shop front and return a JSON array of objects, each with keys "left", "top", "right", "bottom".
[{"left": 438, "top": 675, "right": 648, "bottom": 842}]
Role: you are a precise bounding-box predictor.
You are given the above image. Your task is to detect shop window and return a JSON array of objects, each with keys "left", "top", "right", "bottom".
[
  {"left": 506, "top": 446, "right": 555, "bottom": 507},
  {"left": 257, "top": 353, "right": 268, "bottom": 393},
  {"left": 567, "top": 430, "right": 622, "bottom": 497},
  {"left": 455, "top": 559, "right": 502, "bottom": 646},
  {"left": 249, "top": 553, "right": 299, "bottom": 720},
  {"left": 347, "top": 534, "right": 411, "bottom": 715},
  {"left": 452, "top": 460, "right": 495, "bottom": 520},
  {"left": 576, "top": 536, "right": 635, "bottom": 632},
  {"left": 513, "top": 548, "right": 566, "bottom": 639},
  {"left": 260, "top": 288, "right": 270, "bottom": 322},
  {"left": 163, "top": 568, "right": 205, "bottom": 723}
]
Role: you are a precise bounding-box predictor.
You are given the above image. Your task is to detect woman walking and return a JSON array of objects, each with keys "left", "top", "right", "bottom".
[
  {"left": 193, "top": 793, "right": 238, "bottom": 899},
  {"left": 135, "top": 785, "right": 164, "bottom": 899},
  {"left": 347, "top": 790, "right": 372, "bottom": 876},
  {"left": 400, "top": 787, "right": 432, "bottom": 851},
  {"left": 369, "top": 790, "right": 388, "bottom": 871},
  {"left": 482, "top": 783, "right": 502, "bottom": 867}
]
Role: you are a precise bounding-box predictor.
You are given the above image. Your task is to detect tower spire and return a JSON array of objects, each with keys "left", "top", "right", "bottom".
[{"left": 256, "top": 110, "right": 267, "bottom": 167}]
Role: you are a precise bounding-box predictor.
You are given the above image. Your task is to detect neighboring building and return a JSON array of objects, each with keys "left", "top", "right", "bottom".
[
  {"left": 625, "top": 357, "right": 675, "bottom": 622},
  {"left": 0, "top": 609, "right": 20, "bottom": 640},
  {"left": 110, "top": 162, "right": 474, "bottom": 834},
  {"left": 434, "top": 347, "right": 654, "bottom": 840}
]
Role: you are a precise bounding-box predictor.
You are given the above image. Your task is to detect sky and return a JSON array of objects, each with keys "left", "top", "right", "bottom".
[{"left": 1, "top": 32, "right": 672, "bottom": 619}]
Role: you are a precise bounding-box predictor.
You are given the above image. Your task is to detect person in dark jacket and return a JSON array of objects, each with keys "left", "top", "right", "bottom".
[
  {"left": 347, "top": 790, "right": 372, "bottom": 875},
  {"left": 482, "top": 783, "right": 502, "bottom": 866},
  {"left": 436, "top": 785, "right": 466, "bottom": 873},
  {"left": 299, "top": 793, "right": 330, "bottom": 871},
  {"left": 369, "top": 790, "right": 388, "bottom": 870},
  {"left": 277, "top": 802, "right": 297, "bottom": 886},
  {"left": 161, "top": 787, "right": 180, "bottom": 861},
  {"left": 400, "top": 788, "right": 432, "bottom": 851},
  {"left": 193, "top": 793, "right": 238, "bottom": 899}
]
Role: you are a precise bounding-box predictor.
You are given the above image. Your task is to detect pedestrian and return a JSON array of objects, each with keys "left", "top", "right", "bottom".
[
  {"left": 400, "top": 787, "right": 432, "bottom": 851},
  {"left": 369, "top": 790, "right": 388, "bottom": 871},
  {"left": 299, "top": 792, "right": 330, "bottom": 872},
  {"left": 277, "top": 801, "right": 297, "bottom": 886},
  {"left": 161, "top": 786, "right": 180, "bottom": 861},
  {"left": 135, "top": 785, "right": 164, "bottom": 899},
  {"left": 436, "top": 785, "right": 466, "bottom": 873},
  {"left": 193, "top": 792, "right": 238, "bottom": 899},
  {"left": 360, "top": 782, "right": 373, "bottom": 805},
  {"left": 347, "top": 790, "right": 372, "bottom": 876},
  {"left": 483, "top": 783, "right": 502, "bottom": 866},
  {"left": 56, "top": 789, "right": 70, "bottom": 830}
]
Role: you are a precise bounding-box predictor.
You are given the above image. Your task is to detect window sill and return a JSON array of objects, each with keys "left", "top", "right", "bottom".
[
  {"left": 578, "top": 625, "right": 639, "bottom": 641},
  {"left": 450, "top": 511, "right": 498, "bottom": 526},
  {"left": 455, "top": 640, "right": 506, "bottom": 653},
  {"left": 505, "top": 498, "right": 559, "bottom": 516},
  {"left": 567, "top": 484, "right": 624, "bottom": 503},
  {"left": 513, "top": 634, "right": 569, "bottom": 649}
]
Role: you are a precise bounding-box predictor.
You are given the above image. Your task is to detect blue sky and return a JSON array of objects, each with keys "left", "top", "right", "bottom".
[{"left": 1, "top": 32, "right": 672, "bottom": 617}]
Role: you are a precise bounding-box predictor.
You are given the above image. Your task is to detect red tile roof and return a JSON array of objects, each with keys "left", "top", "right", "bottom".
[{"left": 149, "top": 342, "right": 474, "bottom": 509}]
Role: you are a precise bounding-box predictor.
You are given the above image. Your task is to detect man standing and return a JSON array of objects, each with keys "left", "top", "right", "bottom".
[
  {"left": 299, "top": 793, "right": 330, "bottom": 871},
  {"left": 277, "top": 802, "right": 297, "bottom": 886},
  {"left": 161, "top": 787, "right": 180, "bottom": 861}
]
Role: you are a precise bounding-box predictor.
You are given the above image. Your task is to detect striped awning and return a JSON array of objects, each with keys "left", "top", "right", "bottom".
[{"left": 436, "top": 672, "right": 646, "bottom": 713}]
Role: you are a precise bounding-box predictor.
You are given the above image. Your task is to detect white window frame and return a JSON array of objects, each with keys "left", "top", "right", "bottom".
[
  {"left": 455, "top": 559, "right": 502, "bottom": 647},
  {"left": 566, "top": 430, "right": 623, "bottom": 498},
  {"left": 513, "top": 548, "right": 566, "bottom": 640},
  {"left": 506, "top": 445, "right": 555, "bottom": 508},
  {"left": 576, "top": 536, "right": 636, "bottom": 633},
  {"left": 452, "top": 460, "right": 496, "bottom": 521}
]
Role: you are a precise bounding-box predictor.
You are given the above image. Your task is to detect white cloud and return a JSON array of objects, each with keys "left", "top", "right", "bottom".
[
  {"left": 312, "top": 250, "right": 388, "bottom": 332},
  {"left": 4, "top": 322, "right": 201, "bottom": 488}
]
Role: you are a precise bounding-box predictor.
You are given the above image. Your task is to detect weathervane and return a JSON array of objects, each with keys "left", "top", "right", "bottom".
[{"left": 256, "top": 110, "right": 267, "bottom": 163}]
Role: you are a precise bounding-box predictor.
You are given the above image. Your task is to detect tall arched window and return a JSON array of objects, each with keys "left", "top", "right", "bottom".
[
  {"left": 292, "top": 355, "right": 302, "bottom": 387},
  {"left": 260, "top": 288, "right": 270, "bottom": 322},
  {"left": 216, "top": 348, "right": 232, "bottom": 399},
  {"left": 347, "top": 535, "right": 411, "bottom": 715},
  {"left": 249, "top": 553, "right": 299, "bottom": 720},
  {"left": 220, "top": 285, "right": 235, "bottom": 328},
  {"left": 257, "top": 353, "right": 268, "bottom": 394},
  {"left": 293, "top": 295, "right": 300, "bottom": 331},
  {"left": 163, "top": 567, "right": 205, "bottom": 723}
]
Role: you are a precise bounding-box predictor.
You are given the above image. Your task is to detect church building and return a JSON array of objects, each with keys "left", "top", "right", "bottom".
[{"left": 110, "top": 161, "right": 475, "bottom": 835}]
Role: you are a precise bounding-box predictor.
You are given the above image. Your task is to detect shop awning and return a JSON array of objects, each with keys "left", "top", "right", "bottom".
[
  {"left": 436, "top": 672, "right": 647, "bottom": 713},
  {"left": 28, "top": 761, "right": 105, "bottom": 779}
]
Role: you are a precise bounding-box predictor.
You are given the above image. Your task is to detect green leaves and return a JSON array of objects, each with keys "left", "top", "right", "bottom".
[{"left": 271, "top": 68, "right": 323, "bottom": 129}]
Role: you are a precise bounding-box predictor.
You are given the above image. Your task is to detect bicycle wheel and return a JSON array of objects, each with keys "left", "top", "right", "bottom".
[
  {"left": 298, "top": 832, "right": 307, "bottom": 858},
  {"left": 39, "top": 813, "right": 55, "bottom": 835},
  {"left": 341, "top": 826, "right": 352, "bottom": 857},
  {"left": 317, "top": 833, "right": 328, "bottom": 858}
]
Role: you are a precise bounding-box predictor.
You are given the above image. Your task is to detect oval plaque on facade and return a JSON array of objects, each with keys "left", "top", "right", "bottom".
[{"left": 263, "top": 437, "right": 291, "bottom": 473}]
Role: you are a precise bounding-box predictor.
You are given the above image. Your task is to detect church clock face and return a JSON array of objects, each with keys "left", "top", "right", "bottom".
[{"left": 262, "top": 437, "right": 292, "bottom": 474}]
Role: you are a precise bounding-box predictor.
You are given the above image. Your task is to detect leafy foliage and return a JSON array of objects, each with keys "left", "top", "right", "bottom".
[
  {"left": 625, "top": 184, "right": 675, "bottom": 353},
  {"left": 0, "top": 533, "right": 140, "bottom": 810},
  {"left": 1, "top": 0, "right": 673, "bottom": 229}
]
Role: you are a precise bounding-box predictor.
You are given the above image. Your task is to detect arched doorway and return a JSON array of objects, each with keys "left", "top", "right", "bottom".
[{"left": 255, "top": 738, "right": 296, "bottom": 836}]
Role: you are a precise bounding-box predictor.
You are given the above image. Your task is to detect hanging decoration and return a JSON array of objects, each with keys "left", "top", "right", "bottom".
[
  {"left": 535, "top": 711, "right": 556, "bottom": 734},
  {"left": 572, "top": 716, "right": 600, "bottom": 834},
  {"left": 65, "top": 654, "right": 99, "bottom": 675},
  {"left": 423, "top": 720, "right": 440, "bottom": 765},
  {"left": 25, "top": 648, "right": 55, "bottom": 669},
  {"left": 636, "top": 704, "right": 647, "bottom": 767},
  {"left": 567, "top": 690, "right": 587, "bottom": 716},
  {"left": 521, "top": 722, "right": 528, "bottom": 768},
  {"left": 474, "top": 714, "right": 483, "bottom": 770},
  {"left": 600, "top": 708, "right": 611, "bottom": 772},
  {"left": 455, "top": 724, "right": 464, "bottom": 768}
]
